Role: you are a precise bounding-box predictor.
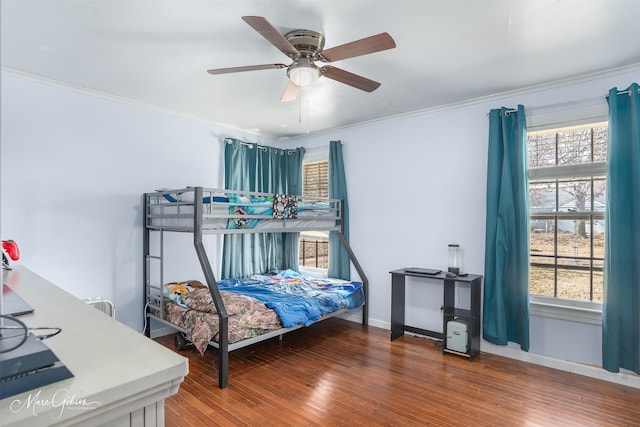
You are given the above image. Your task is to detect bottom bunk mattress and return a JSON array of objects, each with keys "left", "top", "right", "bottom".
[{"left": 163, "top": 270, "right": 365, "bottom": 354}]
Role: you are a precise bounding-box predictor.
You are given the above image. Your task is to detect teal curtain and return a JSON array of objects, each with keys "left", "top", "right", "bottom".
[
  {"left": 282, "top": 147, "right": 305, "bottom": 270},
  {"left": 221, "top": 139, "right": 305, "bottom": 278},
  {"left": 603, "top": 83, "right": 640, "bottom": 374},
  {"left": 483, "top": 105, "right": 530, "bottom": 351},
  {"left": 328, "top": 140, "right": 350, "bottom": 280}
]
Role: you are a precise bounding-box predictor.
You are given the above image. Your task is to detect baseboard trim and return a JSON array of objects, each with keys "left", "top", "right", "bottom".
[
  {"left": 368, "top": 318, "right": 640, "bottom": 390},
  {"left": 480, "top": 341, "right": 640, "bottom": 389},
  {"left": 150, "top": 326, "right": 177, "bottom": 339}
]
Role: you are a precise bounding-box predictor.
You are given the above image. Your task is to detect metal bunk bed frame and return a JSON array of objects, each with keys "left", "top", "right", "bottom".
[{"left": 143, "top": 186, "right": 368, "bottom": 388}]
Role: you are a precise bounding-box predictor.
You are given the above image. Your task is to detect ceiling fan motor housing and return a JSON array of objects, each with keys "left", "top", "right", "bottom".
[{"left": 284, "top": 29, "right": 325, "bottom": 58}]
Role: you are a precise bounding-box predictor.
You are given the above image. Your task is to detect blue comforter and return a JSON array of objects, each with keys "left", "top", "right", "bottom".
[{"left": 216, "top": 270, "right": 364, "bottom": 328}]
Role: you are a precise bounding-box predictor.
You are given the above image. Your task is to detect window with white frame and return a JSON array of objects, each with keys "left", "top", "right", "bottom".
[
  {"left": 302, "top": 160, "right": 329, "bottom": 198},
  {"left": 298, "top": 160, "right": 329, "bottom": 270},
  {"left": 528, "top": 122, "right": 607, "bottom": 311}
]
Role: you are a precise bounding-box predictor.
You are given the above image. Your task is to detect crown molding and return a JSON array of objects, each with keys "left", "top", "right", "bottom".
[{"left": 288, "top": 62, "right": 640, "bottom": 142}]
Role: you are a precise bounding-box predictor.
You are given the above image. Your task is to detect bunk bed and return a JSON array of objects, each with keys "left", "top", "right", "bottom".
[{"left": 143, "top": 186, "right": 368, "bottom": 388}]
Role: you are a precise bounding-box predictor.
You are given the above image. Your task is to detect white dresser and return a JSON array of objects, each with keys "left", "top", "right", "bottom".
[{"left": 1, "top": 266, "right": 188, "bottom": 426}]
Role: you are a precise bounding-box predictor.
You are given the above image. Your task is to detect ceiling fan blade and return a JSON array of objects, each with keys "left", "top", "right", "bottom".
[
  {"left": 280, "top": 80, "right": 300, "bottom": 102},
  {"left": 242, "top": 16, "right": 299, "bottom": 58},
  {"left": 321, "top": 66, "right": 381, "bottom": 92},
  {"left": 207, "top": 63, "right": 287, "bottom": 75},
  {"left": 320, "top": 32, "right": 396, "bottom": 62}
]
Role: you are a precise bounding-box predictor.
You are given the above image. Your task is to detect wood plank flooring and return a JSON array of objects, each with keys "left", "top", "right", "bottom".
[{"left": 156, "top": 318, "right": 640, "bottom": 426}]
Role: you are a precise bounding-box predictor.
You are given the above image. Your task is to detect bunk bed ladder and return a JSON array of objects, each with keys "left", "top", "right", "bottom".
[
  {"left": 193, "top": 187, "right": 231, "bottom": 389},
  {"left": 143, "top": 194, "right": 167, "bottom": 338}
]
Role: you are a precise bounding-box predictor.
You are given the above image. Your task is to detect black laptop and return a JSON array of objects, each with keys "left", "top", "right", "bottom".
[
  {"left": 403, "top": 267, "right": 442, "bottom": 275},
  {"left": 1, "top": 284, "right": 35, "bottom": 316}
]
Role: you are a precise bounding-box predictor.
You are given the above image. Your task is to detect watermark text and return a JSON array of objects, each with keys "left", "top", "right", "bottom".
[{"left": 10, "top": 388, "right": 101, "bottom": 420}]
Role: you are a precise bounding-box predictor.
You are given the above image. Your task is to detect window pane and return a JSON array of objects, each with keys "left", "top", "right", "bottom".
[
  {"left": 531, "top": 225, "right": 555, "bottom": 255},
  {"left": 555, "top": 219, "right": 601, "bottom": 260},
  {"left": 593, "top": 231, "right": 605, "bottom": 258},
  {"left": 593, "top": 126, "right": 608, "bottom": 163},
  {"left": 530, "top": 262, "right": 555, "bottom": 297},
  {"left": 303, "top": 161, "right": 328, "bottom": 197},
  {"left": 592, "top": 261, "right": 604, "bottom": 303},
  {"left": 557, "top": 179, "right": 591, "bottom": 212},
  {"left": 556, "top": 229, "right": 580, "bottom": 258},
  {"left": 528, "top": 133, "right": 556, "bottom": 168},
  {"left": 530, "top": 182, "right": 557, "bottom": 212},
  {"left": 593, "top": 178, "right": 606, "bottom": 212},
  {"left": 557, "top": 128, "right": 593, "bottom": 166},
  {"left": 299, "top": 232, "right": 329, "bottom": 269},
  {"left": 557, "top": 268, "right": 591, "bottom": 301},
  {"left": 557, "top": 178, "right": 606, "bottom": 213}
]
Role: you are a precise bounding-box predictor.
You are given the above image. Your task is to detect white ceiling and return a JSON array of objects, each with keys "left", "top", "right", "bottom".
[{"left": 2, "top": 0, "right": 640, "bottom": 139}]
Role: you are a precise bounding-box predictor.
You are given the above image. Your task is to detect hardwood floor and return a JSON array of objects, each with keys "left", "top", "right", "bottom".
[{"left": 157, "top": 318, "right": 640, "bottom": 426}]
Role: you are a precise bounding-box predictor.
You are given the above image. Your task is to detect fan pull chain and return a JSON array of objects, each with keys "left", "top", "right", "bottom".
[
  {"left": 298, "top": 88, "right": 302, "bottom": 124},
  {"left": 306, "top": 98, "right": 310, "bottom": 134}
]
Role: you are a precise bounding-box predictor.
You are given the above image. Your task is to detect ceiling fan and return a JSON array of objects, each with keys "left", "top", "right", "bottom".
[{"left": 207, "top": 16, "right": 396, "bottom": 102}]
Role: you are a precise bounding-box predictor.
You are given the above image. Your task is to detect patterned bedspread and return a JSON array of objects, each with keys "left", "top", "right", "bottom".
[
  {"left": 163, "top": 285, "right": 282, "bottom": 355},
  {"left": 218, "top": 270, "right": 364, "bottom": 327},
  {"left": 162, "top": 271, "right": 364, "bottom": 355}
]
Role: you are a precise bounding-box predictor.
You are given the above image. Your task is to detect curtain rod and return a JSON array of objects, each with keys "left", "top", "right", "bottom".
[
  {"left": 496, "top": 95, "right": 602, "bottom": 116},
  {"left": 223, "top": 138, "right": 267, "bottom": 151},
  {"left": 497, "top": 86, "right": 639, "bottom": 116},
  {"left": 223, "top": 138, "right": 300, "bottom": 155},
  {"left": 616, "top": 87, "right": 640, "bottom": 96}
]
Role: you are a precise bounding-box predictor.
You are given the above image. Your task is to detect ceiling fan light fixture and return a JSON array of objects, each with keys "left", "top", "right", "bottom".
[{"left": 287, "top": 59, "right": 319, "bottom": 87}]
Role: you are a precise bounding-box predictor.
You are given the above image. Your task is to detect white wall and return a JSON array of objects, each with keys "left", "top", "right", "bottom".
[
  {"left": 292, "top": 66, "right": 640, "bottom": 369},
  {"left": 0, "top": 71, "right": 274, "bottom": 330}
]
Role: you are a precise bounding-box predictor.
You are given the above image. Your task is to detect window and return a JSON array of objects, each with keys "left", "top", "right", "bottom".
[
  {"left": 299, "top": 160, "right": 329, "bottom": 270},
  {"left": 302, "top": 161, "right": 328, "bottom": 198},
  {"left": 528, "top": 122, "right": 607, "bottom": 306}
]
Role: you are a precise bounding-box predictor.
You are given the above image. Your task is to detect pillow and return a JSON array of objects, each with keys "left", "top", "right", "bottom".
[
  {"left": 155, "top": 188, "right": 229, "bottom": 203},
  {"left": 179, "top": 190, "right": 195, "bottom": 202}
]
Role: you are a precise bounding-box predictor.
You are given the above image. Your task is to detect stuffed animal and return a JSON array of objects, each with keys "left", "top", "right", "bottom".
[{"left": 165, "top": 280, "right": 206, "bottom": 296}]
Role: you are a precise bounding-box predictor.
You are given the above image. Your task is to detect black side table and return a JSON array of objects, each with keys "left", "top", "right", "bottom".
[{"left": 389, "top": 268, "right": 483, "bottom": 360}]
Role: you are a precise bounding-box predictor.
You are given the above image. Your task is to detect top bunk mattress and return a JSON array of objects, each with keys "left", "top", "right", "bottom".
[{"left": 145, "top": 187, "right": 342, "bottom": 233}]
